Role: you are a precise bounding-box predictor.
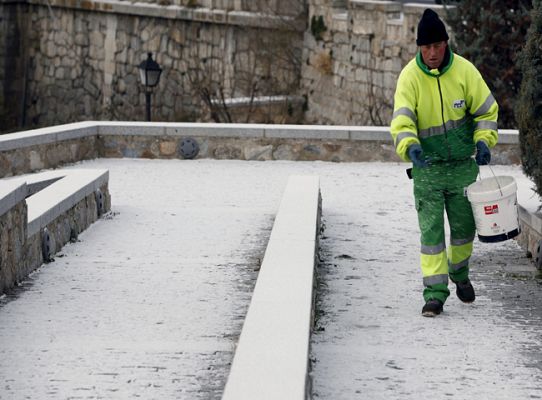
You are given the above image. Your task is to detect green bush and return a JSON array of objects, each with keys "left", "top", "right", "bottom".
[
  {"left": 310, "top": 16, "right": 327, "bottom": 41},
  {"left": 444, "top": 0, "right": 531, "bottom": 129},
  {"left": 517, "top": 0, "right": 542, "bottom": 199}
]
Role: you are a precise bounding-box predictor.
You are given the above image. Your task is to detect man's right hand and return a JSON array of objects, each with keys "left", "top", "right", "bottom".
[
  {"left": 408, "top": 144, "right": 430, "bottom": 168},
  {"left": 475, "top": 141, "right": 491, "bottom": 165}
]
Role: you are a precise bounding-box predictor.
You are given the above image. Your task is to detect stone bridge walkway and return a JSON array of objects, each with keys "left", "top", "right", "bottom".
[{"left": 0, "top": 159, "right": 541, "bottom": 399}]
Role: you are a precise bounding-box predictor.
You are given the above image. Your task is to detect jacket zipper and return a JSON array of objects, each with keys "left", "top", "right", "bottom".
[{"left": 436, "top": 76, "right": 451, "bottom": 160}]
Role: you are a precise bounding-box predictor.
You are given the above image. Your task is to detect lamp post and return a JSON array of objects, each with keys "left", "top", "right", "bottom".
[{"left": 138, "top": 52, "right": 162, "bottom": 122}]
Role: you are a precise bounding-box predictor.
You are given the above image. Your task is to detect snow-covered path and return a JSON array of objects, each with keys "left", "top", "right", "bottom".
[
  {"left": 0, "top": 159, "right": 541, "bottom": 399},
  {"left": 311, "top": 162, "right": 542, "bottom": 399},
  {"left": 0, "top": 159, "right": 280, "bottom": 399}
]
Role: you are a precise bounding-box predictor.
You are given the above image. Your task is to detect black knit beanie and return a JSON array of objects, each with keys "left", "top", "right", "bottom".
[{"left": 416, "top": 9, "right": 449, "bottom": 46}]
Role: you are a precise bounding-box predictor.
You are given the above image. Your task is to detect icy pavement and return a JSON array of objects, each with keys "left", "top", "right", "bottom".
[{"left": 0, "top": 159, "right": 541, "bottom": 399}]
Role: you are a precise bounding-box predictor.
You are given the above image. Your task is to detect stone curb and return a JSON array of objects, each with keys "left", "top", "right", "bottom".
[{"left": 222, "top": 175, "right": 321, "bottom": 400}]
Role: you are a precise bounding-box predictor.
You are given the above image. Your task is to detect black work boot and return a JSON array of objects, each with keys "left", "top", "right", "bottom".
[
  {"left": 421, "top": 299, "right": 443, "bottom": 317},
  {"left": 455, "top": 279, "right": 475, "bottom": 303}
]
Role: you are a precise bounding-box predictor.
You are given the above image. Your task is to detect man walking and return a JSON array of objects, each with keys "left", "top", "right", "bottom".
[{"left": 390, "top": 9, "right": 498, "bottom": 317}]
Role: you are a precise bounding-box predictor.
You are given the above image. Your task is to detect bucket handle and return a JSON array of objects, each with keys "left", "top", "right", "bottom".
[{"left": 478, "top": 164, "right": 504, "bottom": 197}]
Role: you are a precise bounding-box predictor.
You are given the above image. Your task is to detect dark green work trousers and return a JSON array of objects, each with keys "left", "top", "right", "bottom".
[{"left": 412, "top": 158, "right": 478, "bottom": 303}]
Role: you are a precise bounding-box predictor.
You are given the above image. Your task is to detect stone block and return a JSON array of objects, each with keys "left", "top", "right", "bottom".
[
  {"left": 265, "top": 126, "right": 349, "bottom": 140},
  {"left": 166, "top": 124, "right": 264, "bottom": 138},
  {"left": 213, "top": 144, "right": 243, "bottom": 159},
  {"left": 98, "top": 124, "right": 166, "bottom": 136},
  {"left": 350, "top": 127, "right": 390, "bottom": 141},
  {"left": 272, "top": 144, "right": 294, "bottom": 160},
  {"left": 160, "top": 140, "right": 177, "bottom": 156},
  {"left": 29, "top": 150, "right": 44, "bottom": 171},
  {"left": 244, "top": 144, "right": 273, "bottom": 161}
]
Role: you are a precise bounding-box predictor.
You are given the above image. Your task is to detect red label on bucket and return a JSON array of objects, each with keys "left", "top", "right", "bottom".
[{"left": 484, "top": 204, "right": 499, "bottom": 215}]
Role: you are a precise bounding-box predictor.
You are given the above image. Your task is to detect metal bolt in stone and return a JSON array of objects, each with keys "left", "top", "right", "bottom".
[
  {"left": 42, "top": 227, "right": 53, "bottom": 263},
  {"left": 536, "top": 239, "right": 542, "bottom": 270},
  {"left": 95, "top": 189, "right": 105, "bottom": 216}
]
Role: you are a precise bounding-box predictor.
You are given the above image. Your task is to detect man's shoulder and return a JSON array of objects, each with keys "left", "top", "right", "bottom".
[{"left": 452, "top": 53, "right": 478, "bottom": 71}]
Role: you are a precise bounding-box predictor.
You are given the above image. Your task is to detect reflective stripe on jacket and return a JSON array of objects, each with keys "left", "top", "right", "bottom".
[{"left": 390, "top": 49, "right": 498, "bottom": 162}]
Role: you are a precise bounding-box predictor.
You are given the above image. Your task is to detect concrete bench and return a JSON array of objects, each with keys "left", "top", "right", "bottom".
[{"left": 222, "top": 175, "right": 321, "bottom": 400}]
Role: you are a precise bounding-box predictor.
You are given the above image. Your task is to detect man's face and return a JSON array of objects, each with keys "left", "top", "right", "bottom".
[{"left": 420, "top": 41, "right": 447, "bottom": 69}]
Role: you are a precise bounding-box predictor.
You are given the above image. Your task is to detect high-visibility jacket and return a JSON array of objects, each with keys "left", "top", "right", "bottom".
[{"left": 390, "top": 50, "right": 498, "bottom": 163}]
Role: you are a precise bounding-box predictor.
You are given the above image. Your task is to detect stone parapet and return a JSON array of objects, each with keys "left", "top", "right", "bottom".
[
  {"left": 0, "top": 136, "right": 99, "bottom": 178},
  {"left": 0, "top": 169, "right": 110, "bottom": 295},
  {"left": 0, "top": 122, "right": 523, "bottom": 177}
]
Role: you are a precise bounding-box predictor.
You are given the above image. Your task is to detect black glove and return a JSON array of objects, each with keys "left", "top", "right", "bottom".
[
  {"left": 475, "top": 141, "right": 491, "bottom": 165},
  {"left": 407, "top": 144, "right": 430, "bottom": 168}
]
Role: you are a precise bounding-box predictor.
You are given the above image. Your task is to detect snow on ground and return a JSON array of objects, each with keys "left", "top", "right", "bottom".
[{"left": 0, "top": 159, "right": 541, "bottom": 399}]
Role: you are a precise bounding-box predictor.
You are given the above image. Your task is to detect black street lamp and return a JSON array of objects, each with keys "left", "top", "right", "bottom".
[{"left": 138, "top": 52, "right": 162, "bottom": 121}]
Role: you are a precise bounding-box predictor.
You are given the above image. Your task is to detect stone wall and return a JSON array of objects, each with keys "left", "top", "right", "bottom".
[
  {"left": 1, "top": 0, "right": 452, "bottom": 131},
  {"left": 99, "top": 134, "right": 403, "bottom": 162},
  {"left": 0, "top": 0, "right": 305, "bottom": 132},
  {"left": 98, "top": 133, "right": 521, "bottom": 163},
  {"left": 302, "top": 1, "right": 432, "bottom": 126},
  {"left": 0, "top": 199, "right": 27, "bottom": 294},
  {"left": 0, "top": 136, "right": 98, "bottom": 178}
]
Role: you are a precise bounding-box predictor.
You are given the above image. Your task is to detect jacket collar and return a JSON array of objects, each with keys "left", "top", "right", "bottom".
[{"left": 416, "top": 46, "right": 454, "bottom": 77}]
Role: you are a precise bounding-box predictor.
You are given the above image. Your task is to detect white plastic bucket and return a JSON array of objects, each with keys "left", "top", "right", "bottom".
[{"left": 466, "top": 176, "right": 520, "bottom": 243}]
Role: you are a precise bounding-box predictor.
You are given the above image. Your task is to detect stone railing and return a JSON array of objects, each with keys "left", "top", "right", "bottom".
[
  {"left": 0, "top": 168, "right": 110, "bottom": 295},
  {"left": 0, "top": 122, "right": 521, "bottom": 179}
]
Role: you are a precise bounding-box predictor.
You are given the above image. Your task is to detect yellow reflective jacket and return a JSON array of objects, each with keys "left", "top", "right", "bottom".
[{"left": 390, "top": 49, "right": 498, "bottom": 163}]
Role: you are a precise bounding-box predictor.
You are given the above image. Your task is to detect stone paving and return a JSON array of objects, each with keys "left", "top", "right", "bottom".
[{"left": 0, "top": 159, "right": 541, "bottom": 399}]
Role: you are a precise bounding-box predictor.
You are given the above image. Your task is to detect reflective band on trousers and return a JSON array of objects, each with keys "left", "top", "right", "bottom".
[
  {"left": 421, "top": 242, "right": 446, "bottom": 255},
  {"left": 393, "top": 107, "right": 417, "bottom": 124},
  {"left": 418, "top": 116, "right": 470, "bottom": 139},
  {"left": 394, "top": 131, "right": 417, "bottom": 149},
  {"left": 449, "top": 258, "right": 469, "bottom": 271},
  {"left": 450, "top": 235, "right": 475, "bottom": 246},
  {"left": 473, "top": 93, "right": 496, "bottom": 117},
  {"left": 423, "top": 274, "right": 449, "bottom": 286}
]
